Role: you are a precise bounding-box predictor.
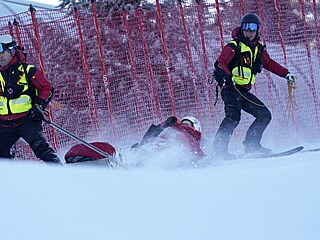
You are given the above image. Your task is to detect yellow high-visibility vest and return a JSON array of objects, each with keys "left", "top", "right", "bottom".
[
  {"left": 229, "top": 40, "right": 259, "bottom": 85},
  {"left": 0, "top": 64, "right": 37, "bottom": 115}
]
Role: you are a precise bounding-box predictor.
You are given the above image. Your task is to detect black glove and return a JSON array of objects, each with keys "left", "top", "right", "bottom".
[
  {"left": 223, "top": 74, "right": 233, "bottom": 86},
  {"left": 213, "top": 61, "right": 226, "bottom": 86},
  {"left": 29, "top": 104, "right": 45, "bottom": 121},
  {"left": 162, "top": 116, "right": 178, "bottom": 128}
]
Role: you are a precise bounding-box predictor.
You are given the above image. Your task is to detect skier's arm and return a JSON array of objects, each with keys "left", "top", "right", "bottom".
[
  {"left": 139, "top": 116, "right": 178, "bottom": 146},
  {"left": 216, "top": 45, "right": 236, "bottom": 75},
  {"left": 261, "top": 49, "right": 289, "bottom": 78},
  {"left": 139, "top": 124, "right": 163, "bottom": 146},
  {"left": 30, "top": 69, "right": 54, "bottom": 109},
  {"left": 214, "top": 45, "right": 237, "bottom": 86}
]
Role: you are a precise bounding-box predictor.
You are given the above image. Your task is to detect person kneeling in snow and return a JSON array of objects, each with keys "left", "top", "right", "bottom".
[{"left": 64, "top": 116, "right": 204, "bottom": 167}]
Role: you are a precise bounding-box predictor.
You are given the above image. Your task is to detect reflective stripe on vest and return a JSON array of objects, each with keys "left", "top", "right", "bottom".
[
  {"left": 229, "top": 40, "right": 258, "bottom": 85},
  {"left": 0, "top": 64, "right": 35, "bottom": 115}
]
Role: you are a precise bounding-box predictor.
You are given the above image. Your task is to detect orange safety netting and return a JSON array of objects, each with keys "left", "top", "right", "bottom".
[{"left": 1, "top": 0, "right": 319, "bottom": 160}]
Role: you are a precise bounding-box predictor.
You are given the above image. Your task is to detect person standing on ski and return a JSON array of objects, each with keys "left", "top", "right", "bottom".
[
  {"left": 0, "top": 34, "right": 61, "bottom": 163},
  {"left": 212, "top": 13, "right": 296, "bottom": 159}
]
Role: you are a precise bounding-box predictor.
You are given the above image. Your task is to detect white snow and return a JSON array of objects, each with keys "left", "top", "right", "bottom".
[{"left": 1, "top": 148, "right": 320, "bottom": 240}]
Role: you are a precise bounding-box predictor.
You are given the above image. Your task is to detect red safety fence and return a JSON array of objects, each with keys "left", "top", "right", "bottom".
[{"left": 1, "top": 0, "right": 320, "bottom": 160}]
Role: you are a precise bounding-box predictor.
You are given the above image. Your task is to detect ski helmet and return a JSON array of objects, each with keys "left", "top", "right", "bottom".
[
  {"left": 0, "top": 34, "right": 17, "bottom": 53},
  {"left": 181, "top": 116, "right": 201, "bottom": 133},
  {"left": 240, "top": 13, "right": 260, "bottom": 31}
]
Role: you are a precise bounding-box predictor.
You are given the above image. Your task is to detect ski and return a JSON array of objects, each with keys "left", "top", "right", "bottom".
[
  {"left": 300, "top": 147, "right": 320, "bottom": 153},
  {"left": 65, "top": 158, "right": 111, "bottom": 166},
  {"left": 65, "top": 156, "right": 128, "bottom": 168},
  {"left": 266, "top": 146, "right": 304, "bottom": 158},
  {"left": 238, "top": 146, "right": 304, "bottom": 159}
]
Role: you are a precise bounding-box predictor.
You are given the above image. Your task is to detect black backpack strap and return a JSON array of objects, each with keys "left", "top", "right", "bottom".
[
  {"left": 213, "top": 39, "right": 240, "bottom": 86},
  {"left": 251, "top": 42, "right": 265, "bottom": 74},
  {"left": 226, "top": 39, "right": 240, "bottom": 52},
  {"left": 22, "top": 63, "right": 37, "bottom": 99},
  {"left": 22, "top": 63, "right": 36, "bottom": 83},
  {"left": 226, "top": 39, "right": 241, "bottom": 72}
]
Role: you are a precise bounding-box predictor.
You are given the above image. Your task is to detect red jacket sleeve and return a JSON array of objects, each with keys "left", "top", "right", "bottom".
[
  {"left": 30, "top": 69, "right": 54, "bottom": 108},
  {"left": 261, "top": 49, "right": 289, "bottom": 78},
  {"left": 217, "top": 45, "right": 236, "bottom": 75}
]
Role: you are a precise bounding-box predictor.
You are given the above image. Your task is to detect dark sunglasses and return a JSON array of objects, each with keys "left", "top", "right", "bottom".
[{"left": 241, "top": 22, "right": 258, "bottom": 31}]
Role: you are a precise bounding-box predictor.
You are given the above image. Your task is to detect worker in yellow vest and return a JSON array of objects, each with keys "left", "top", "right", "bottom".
[
  {"left": 0, "top": 34, "right": 60, "bottom": 163},
  {"left": 212, "top": 13, "right": 296, "bottom": 159}
]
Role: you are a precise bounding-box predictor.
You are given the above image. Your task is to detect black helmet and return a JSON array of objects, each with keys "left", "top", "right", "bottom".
[
  {"left": 241, "top": 13, "right": 261, "bottom": 26},
  {"left": 0, "top": 34, "right": 17, "bottom": 53}
]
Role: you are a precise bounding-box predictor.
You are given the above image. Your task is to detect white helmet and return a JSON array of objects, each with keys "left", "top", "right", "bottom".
[
  {"left": 0, "top": 34, "right": 17, "bottom": 53},
  {"left": 181, "top": 116, "right": 201, "bottom": 133}
]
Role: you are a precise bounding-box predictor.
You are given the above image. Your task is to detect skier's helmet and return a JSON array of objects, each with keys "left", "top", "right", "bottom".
[
  {"left": 240, "top": 13, "right": 260, "bottom": 32},
  {"left": 181, "top": 116, "right": 201, "bottom": 133},
  {"left": 0, "top": 34, "right": 17, "bottom": 53}
]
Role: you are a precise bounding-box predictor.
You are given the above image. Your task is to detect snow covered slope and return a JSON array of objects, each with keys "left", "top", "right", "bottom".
[{"left": 1, "top": 150, "right": 320, "bottom": 240}]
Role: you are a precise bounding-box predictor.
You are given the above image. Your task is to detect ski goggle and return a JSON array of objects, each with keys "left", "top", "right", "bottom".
[
  {"left": 241, "top": 22, "right": 259, "bottom": 31},
  {"left": 0, "top": 35, "right": 16, "bottom": 53},
  {"left": 0, "top": 44, "right": 4, "bottom": 53},
  {"left": 0, "top": 43, "right": 15, "bottom": 54},
  {"left": 181, "top": 119, "right": 194, "bottom": 128}
]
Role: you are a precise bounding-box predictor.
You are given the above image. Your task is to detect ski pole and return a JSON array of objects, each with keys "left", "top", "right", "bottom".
[
  {"left": 48, "top": 120, "right": 126, "bottom": 168},
  {"left": 37, "top": 107, "right": 126, "bottom": 168}
]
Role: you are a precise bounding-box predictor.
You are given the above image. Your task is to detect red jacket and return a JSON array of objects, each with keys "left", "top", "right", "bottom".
[
  {"left": 218, "top": 27, "right": 288, "bottom": 80},
  {"left": 139, "top": 116, "right": 205, "bottom": 160},
  {"left": 0, "top": 50, "right": 54, "bottom": 123},
  {"left": 148, "top": 123, "right": 205, "bottom": 160},
  {"left": 172, "top": 124, "right": 205, "bottom": 158}
]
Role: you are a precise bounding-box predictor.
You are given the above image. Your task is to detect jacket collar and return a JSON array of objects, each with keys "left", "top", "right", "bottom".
[{"left": 1, "top": 50, "right": 25, "bottom": 71}]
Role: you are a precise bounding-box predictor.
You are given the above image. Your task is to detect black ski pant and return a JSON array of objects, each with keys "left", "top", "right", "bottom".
[
  {"left": 0, "top": 119, "right": 60, "bottom": 163},
  {"left": 213, "top": 85, "right": 272, "bottom": 154}
]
